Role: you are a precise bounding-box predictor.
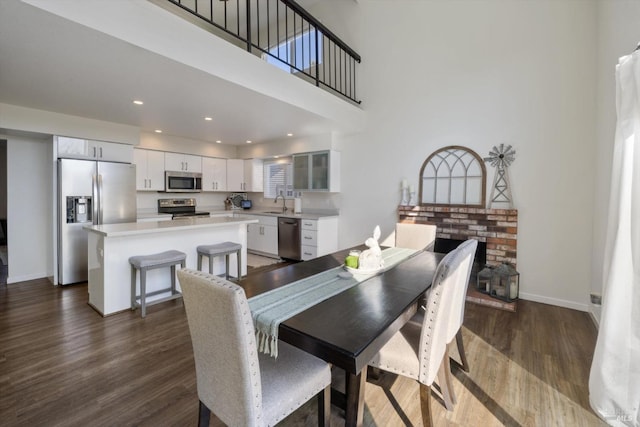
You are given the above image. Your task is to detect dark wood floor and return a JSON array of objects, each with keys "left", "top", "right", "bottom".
[{"left": 0, "top": 270, "right": 605, "bottom": 426}]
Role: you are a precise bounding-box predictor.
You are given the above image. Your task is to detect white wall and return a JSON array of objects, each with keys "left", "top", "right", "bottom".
[
  {"left": 0, "top": 103, "right": 140, "bottom": 145},
  {"left": 138, "top": 131, "right": 237, "bottom": 158},
  {"left": 308, "top": 0, "right": 598, "bottom": 311},
  {"left": 3, "top": 134, "right": 52, "bottom": 283},
  {"left": 591, "top": 1, "right": 640, "bottom": 325}
]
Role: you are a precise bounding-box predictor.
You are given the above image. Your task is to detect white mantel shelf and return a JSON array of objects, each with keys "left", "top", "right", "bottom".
[{"left": 84, "top": 217, "right": 257, "bottom": 316}]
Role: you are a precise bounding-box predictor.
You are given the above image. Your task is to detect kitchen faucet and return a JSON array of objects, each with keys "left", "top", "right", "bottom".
[{"left": 274, "top": 194, "right": 287, "bottom": 213}]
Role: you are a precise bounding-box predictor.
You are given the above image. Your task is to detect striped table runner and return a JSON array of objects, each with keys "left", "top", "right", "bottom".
[{"left": 248, "top": 247, "right": 418, "bottom": 357}]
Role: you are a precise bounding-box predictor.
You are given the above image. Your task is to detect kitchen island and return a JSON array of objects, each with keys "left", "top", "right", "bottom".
[{"left": 84, "top": 216, "right": 258, "bottom": 316}]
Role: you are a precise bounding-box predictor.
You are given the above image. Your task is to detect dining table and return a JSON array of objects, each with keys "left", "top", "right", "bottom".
[{"left": 241, "top": 246, "right": 444, "bottom": 427}]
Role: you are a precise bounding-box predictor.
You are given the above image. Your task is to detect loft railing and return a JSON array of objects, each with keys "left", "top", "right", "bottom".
[{"left": 165, "top": 0, "right": 361, "bottom": 104}]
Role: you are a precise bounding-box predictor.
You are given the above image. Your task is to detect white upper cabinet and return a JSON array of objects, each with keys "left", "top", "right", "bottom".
[
  {"left": 227, "top": 159, "right": 263, "bottom": 192},
  {"left": 133, "top": 149, "right": 165, "bottom": 191},
  {"left": 202, "top": 157, "right": 227, "bottom": 192},
  {"left": 56, "top": 136, "right": 133, "bottom": 163},
  {"left": 165, "top": 152, "right": 202, "bottom": 173},
  {"left": 293, "top": 150, "right": 340, "bottom": 192},
  {"left": 244, "top": 159, "right": 264, "bottom": 192},
  {"left": 226, "top": 159, "right": 245, "bottom": 191}
]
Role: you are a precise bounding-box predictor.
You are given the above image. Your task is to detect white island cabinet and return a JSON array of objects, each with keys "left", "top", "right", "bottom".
[{"left": 84, "top": 216, "right": 257, "bottom": 316}]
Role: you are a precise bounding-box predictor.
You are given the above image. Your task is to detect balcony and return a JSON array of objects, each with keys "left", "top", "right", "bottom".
[{"left": 163, "top": 0, "right": 361, "bottom": 105}]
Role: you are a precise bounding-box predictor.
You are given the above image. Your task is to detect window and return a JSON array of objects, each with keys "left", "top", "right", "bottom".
[
  {"left": 419, "top": 146, "right": 486, "bottom": 207},
  {"left": 263, "top": 160, "right": 293, "bottom": 198},
  {"left": 264, "top": 29, "right": 322, "bottom": 73}
]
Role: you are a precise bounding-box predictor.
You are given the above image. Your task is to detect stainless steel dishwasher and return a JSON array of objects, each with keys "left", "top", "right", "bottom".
[{"left": 278, "top": 217, "right": 301, "bottom": 260}]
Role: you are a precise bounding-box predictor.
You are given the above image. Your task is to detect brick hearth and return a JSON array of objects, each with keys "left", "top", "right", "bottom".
[{"left": 398, "top": 205, "right": 518, "bottom": 267}]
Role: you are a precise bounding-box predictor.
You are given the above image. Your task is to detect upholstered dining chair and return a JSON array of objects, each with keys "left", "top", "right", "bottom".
[
  {"left": 410, "top": 239, "right": 478, "bottom": 374},
  {"left": 368, "top": 239, "right": 478, "bottom": 426},
  {"left": 177, "top": 269, "right": 331, "bottom": 427},
  {"left": 395, "top": 222, "right": 437, "bottom": 251}
]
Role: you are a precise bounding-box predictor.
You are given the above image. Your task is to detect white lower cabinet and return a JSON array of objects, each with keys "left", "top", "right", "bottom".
[
  {"left": 301, "top": 217, "right": 338, "bottom": 261},
  {"left": 245, "top": 215, "right": 278, "bottom": 257}
]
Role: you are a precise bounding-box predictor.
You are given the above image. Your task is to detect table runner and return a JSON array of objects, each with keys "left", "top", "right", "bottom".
[{"left": 248, "top": 247, "right": 418, "bottom": 357}]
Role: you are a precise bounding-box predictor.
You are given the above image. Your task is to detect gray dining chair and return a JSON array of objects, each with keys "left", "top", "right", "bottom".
[
  {"left": 177, "top": 269, "right": 331, "bottom": 427},
  {"left": 395, "top": 222, "right": 437, "bottom": 251},
  {"left": 368, "top": 239, "right": 478, "bottom": 426}
]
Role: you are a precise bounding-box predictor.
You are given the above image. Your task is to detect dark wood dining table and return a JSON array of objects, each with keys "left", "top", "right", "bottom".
[{"left": 241, "top": 246, "right": 444, "bottom": 426}]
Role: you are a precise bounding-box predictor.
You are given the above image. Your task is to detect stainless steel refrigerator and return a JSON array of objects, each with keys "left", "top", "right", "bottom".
[{"left": 57, "top": 158, "right": 136, "bottom": 285}]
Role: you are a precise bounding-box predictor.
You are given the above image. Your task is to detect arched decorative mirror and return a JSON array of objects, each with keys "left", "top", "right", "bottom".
[{"left": 419, "top": 146, "right": 486, "bottom": 207}]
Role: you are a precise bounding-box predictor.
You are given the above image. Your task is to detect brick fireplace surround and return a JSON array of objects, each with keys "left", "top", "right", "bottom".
[{"left": 398, "top": 205, "right": 518, "bottom": 267}]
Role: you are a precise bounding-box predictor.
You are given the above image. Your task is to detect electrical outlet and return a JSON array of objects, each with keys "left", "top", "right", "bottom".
[{"left": 590, "top": 293, "right": 602, "bottom": 305}]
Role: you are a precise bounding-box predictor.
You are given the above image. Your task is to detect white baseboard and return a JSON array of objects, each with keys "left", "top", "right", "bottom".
[
  {"left": 7, "top": 272, "right": 49, "bottom": 284},
  {"left": 589, "top": 305, "right": 601, "bottom": 329},
  {"left": 519, "top": 292, "right": 589, "bottom": 312}
]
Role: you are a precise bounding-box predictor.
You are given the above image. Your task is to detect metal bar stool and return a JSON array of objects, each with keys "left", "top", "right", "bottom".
[
  {"left": 130, "top": 250, "right": 186, "bottom": 317},
  {"left": 196, "top": 242, "right": 242, "bottom": 281}
]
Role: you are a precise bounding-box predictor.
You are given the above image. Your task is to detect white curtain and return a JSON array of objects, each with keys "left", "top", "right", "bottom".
[{"left": 589, "top": 51, "right": 640, "bottom": 427}]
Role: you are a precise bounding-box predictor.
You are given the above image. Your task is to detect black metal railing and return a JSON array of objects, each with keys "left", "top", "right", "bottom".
[{"left": 165, "top": 0, "right": 361, "bottom": 104}]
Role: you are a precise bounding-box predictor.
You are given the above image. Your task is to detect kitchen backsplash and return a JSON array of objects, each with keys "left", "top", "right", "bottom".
[
  {"left": 136, "top": 192, "right": 228, "bottom": 210},
  {"left": 136, "top": 191, "right": 340, "bottom": 213}
]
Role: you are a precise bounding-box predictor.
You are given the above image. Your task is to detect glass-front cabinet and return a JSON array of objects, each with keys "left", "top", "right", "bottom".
[{"left": 293, "top": 150, "right": 340, "bottom": 192}]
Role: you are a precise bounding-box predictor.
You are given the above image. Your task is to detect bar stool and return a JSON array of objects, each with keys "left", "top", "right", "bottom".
[
  {"left": 130, "top": 250, "right": 186, "bottom": 318},
  {"left": 196, "top": 242, "right": 242, "bottom": 281}
]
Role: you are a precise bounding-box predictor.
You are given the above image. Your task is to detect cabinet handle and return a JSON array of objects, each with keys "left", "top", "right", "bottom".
[
  {"left": 304, "top": 236, "right": 312, "bottom": 240},
  {"left": 304, "top": 252, "right": 313, "bottom": 256},
  {"left": 93, "top": 147, "right": 97, "bottom": 158},
  {"left": 99, "top": 147, "right": 103, "bottom": 158}
]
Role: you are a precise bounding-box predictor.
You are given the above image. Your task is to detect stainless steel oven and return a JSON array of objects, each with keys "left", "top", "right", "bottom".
[
  {"left": 165, "top": 171, "right": 202, "bottom": 192},
  {"left": 158, "top": 198, "right": 210, "bottom": 219}
]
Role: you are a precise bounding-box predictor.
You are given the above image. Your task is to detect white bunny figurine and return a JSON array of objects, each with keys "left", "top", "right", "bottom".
[{"left": 358, "top": 225, "right": 383, "bottom": 271}]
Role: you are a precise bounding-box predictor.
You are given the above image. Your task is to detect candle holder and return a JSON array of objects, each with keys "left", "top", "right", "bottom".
[
  {"left": 401, "top": 187, "right": 409, "bottom": 205},
  {"left": 409, "top": 191, "right": 417, "bottom": 206}
]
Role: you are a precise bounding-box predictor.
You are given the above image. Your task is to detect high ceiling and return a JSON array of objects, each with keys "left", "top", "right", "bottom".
[{"left": 0, "top": 0, "right": 357, "bottom": 145}]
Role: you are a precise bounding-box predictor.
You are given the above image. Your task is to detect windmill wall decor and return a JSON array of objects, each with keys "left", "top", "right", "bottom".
[{"left": 485, "top": 144, "right": 516, "bottom": 208}]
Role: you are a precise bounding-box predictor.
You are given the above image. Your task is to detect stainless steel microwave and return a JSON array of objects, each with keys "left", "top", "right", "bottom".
[{"left": 164, "top": 171, "right": 202, "bottom": 192}]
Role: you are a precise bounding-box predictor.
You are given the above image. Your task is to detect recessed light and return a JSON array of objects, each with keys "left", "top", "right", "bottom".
[
  {"left": 133, "top": 100, "right": 144, "bottom": 105},
  {"left": 274, "top": 155, "right": 280, "bottom": 159},
  {"left": 246, "top": 140, "right": 252, "bottom": 144},
  {"left": 216, "top": 140, "right": 222, "bottom": 144},
  {"left": 204, "top": 117, "right": 213, "bottom": 121},
  {"left": 155, "top": 129, "right": 162, "bottom": 133},
  {"left": 287, "top": 133, "right": 293, "bottom": 137}
]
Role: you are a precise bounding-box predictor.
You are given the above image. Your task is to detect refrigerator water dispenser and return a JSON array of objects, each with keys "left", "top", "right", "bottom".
[{"left": 66, "top": 196, "right": 92, "bottom": 223}]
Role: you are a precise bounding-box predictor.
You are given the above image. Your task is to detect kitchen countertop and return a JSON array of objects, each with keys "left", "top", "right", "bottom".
[
  {"left": 235, "top": 210, "right": 339, "bottom": 220},
  {"left": 85, "top": 216, "right": 258, "bottom": 237}
]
